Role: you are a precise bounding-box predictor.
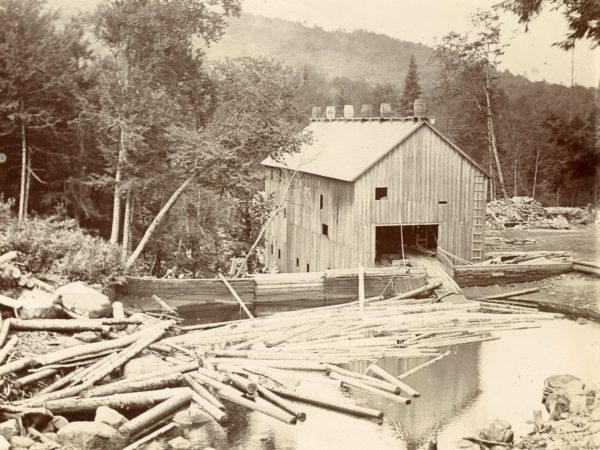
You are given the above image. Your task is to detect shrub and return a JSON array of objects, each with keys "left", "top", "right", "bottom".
[{"left": 0, "top": 198, "right": 123, "bottom": 285}]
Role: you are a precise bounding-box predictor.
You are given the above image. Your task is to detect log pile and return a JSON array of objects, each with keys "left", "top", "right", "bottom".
[{"left": 0, "top": 251, "right": 561, "bottom": 449}]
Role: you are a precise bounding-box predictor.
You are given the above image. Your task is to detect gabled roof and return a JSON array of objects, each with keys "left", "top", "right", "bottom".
[{"left": 261, "top": 119, "right": 489, "bottom": 182}]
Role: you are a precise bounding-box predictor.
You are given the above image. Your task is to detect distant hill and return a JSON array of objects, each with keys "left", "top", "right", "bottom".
[{"left": 206, "top": 14, "right": 437, "bottom": 87}]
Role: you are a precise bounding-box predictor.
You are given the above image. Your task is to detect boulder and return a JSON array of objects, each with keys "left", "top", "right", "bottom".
[
  {"left": 123, "top": 354, "right": 171, "bottom": 379},
  {"left": 95, "top": 406, "right": 128, "bottom": 429},
  {"left": 74, "top": 331, "right": 101, "bottom": 343},
  {"left": 54, "top": 282, "right": 111, "bottom": 318},
  {"left": 0, "top": 419, "right": 19, "bottom": 440},
  {"left": 50, "top": 416, "right": 69, "bottom": 431},
  {"left": 17, "top": 289, "right": 60, "bottom": 319},
  {"left": 0, "top": 436, "right": 9, "bottom": 450},
  {"left": 479, "top": 418, "right": 514, "bottom": 444},
  {"left": 10, "top": 435, "right": 35, "bottom": 448},
  {"left": 168, "top": 437, "right": 193, "bottom": 450},
  {"left": 173, "top": 405, "right": 211, "bottom": 426},
  {"left": 57, "top": 421, "right": 125, "bottom": 450}
]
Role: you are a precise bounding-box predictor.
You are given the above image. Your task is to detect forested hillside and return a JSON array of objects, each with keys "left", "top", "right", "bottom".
[{"left": 0, "top": 2, "right": 597, "bottom": 278}]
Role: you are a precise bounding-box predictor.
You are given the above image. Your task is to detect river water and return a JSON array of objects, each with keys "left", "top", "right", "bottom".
[{"left": 183, "top": 319, "right": 600, "bottom": 450}]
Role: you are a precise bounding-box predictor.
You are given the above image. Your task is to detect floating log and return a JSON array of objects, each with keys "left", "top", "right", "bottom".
[
  {"left": 257, "top": 385, "right": 306, "bottom": 422},
  {"left": 331, "top": 372, "right": 411, "bottom": 405},
  {"left": 35, "top": 365, "right": 88, "bottom": 395},
  {"left": 218, "top": 388, "right": 297, "bottom": 425},
  {"left": 80, "top": 373, "right": 184, "bottom": 398},
  {"left": 183, "top": 374, "right": 225, "bottom": 410},
  {"left": 387, "top": 281, "right": 442, "bottom": 301},
  {"left": 122, "top": 423, "right": 178, "bottom": 450},
  {"left": 13, "top": 368, "right": 59, "bottom": 389},
  {"left": 111, "top": 361, "right": 199, "bottom": 387},
  {"left": 189, "top": 391, "right": 229, "bottom": 424},
  {"left": 573, "top": 260, "right": 600, "bottom": 276},
  {"left": 40, "top": 387, "right": 192, "bottom": 414},
  {"left": 9, "top": 319, "right": 110, "bottom": 333},
  {"left": 0, "top": 319, "right": 11, "bottom": 348},
  {"left": 119, "top": 392, "right": 192, "bottom": 438},
  {"left": 481, "top": 287, "right": 539, "bottom": 300},
  {"left": 151, "top": 295, "right": 178, "bottom": 315},
  {"left": 270, "top": 386, "right": 384, "bottom": 422},
  {"left": 325, "top": 364, "right": 401, "bottom": 395},
  {"left": 228, "top": 373, "right": 257, "bottom": 396},
  {"left": 0, "top": 251, "right": 17, "bottom": 264},
  {"left": 218, "top": 273, "right": 254, "bottom": 320},
  {"left": 398, "top": 351, "right": 451, "bottom": 380},
  {"left": 0, "top": 336, "right": 18, "bottom": 364},
  {"left": 366, "top": 364, "right": 420, "bottom": 398}
]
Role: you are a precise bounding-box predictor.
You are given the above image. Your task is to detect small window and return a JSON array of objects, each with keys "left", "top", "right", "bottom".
[
  {"left": 375, "top": 187, "right": 388, "bottom": 200},
  {"left": 278, "top": 171, "right": 282, "bottom": 183},
  {"left": 270, "top": 244, "right": 273, "bottom": 254},
  {"left": 278, "top": 249, "right": 281, "bottom": 259},
  {"left": 270, "top": 170, "right": 274, "bottom": 179},
  {"left": 322, "top": 224, "right": 329, "bottom": 237},
  {"left": 283, "top": 208, "right": 287, "bottom": 218},
  {"left": 306, "top": 264, "right": 310, "bottom": 272},
  {"left": 296, "top": 258, "right": 299, "bottom": 267},
  {"left": 319, "top": 194, "right": 324, "bottom": 210},
  {"left": 438, "top": 200, "right": 448, "bottom": 205}
]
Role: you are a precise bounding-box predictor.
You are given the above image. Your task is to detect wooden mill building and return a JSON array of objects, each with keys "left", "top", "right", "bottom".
[{"left": 261, "top": 104, "right": 489, "bottom": 273}]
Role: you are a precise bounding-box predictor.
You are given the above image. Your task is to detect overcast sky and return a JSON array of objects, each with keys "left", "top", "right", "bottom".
[{"left": 50, "top": 0, "right": 598, "bottom": 87}]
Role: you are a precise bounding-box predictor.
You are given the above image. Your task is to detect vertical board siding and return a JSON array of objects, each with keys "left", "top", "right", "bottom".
[{"left": 264, "top": 125, "right": 487, "bottom": 272}]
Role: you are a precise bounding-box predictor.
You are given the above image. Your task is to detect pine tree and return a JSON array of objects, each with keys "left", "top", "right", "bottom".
[{"left": 400, "top": 55, "right": 422, "bottom": 115}]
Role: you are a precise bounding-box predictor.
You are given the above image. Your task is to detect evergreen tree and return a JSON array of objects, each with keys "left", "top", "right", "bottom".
[{"left": 400, "top": 54, "right": 422, "bottom": 115}]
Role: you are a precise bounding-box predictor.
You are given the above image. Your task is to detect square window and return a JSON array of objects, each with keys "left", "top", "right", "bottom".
[
  {"left": 438, "top": 200, "right": 448, "bottom": 204},
  {"left": 278, "top": 249, "right": 281, "bottom": 259},
  {"left": 296, "top": 258, "right": 299, "bottom": 267},
  {"left": 375, "top": 187, "right": 388, "bottom": 200},
  {"left": 322, "top": 224, "right": 329, "bottom": 237},
  {"left": 306, "top": 264, "right": 310, "bottom": 272},
  {"left": 319, "top": 194, "right": 324, "bottom": 210}
]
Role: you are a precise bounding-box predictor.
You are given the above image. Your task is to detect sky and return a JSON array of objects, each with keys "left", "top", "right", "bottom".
[{"left": 50, "top": 0, "right": 598, "bottom": 87}]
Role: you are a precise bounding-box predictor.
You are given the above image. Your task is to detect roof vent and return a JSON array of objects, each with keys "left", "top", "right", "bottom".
[
  {"left": 360, "top": 104, "right": 373, "bottom": 117},
  {"left": 311, "top": 106, "right": 322, "bottom": 119},
  {"left": 325, "top": 106, "right": 336, "bottom": 120},
  {"left": 380, "top": 103, "right": 392, "bottom": 117},
  {"left": 343, "top": 105, "right": 354, "bottom": 119}
]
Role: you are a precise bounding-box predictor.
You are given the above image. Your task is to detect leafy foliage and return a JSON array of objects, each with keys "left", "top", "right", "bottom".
[{"left": 498, "top": 0, "right": 600, "bottom": 49}]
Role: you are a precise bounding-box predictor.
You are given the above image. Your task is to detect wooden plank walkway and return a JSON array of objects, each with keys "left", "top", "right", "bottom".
[{"left": 408, "top": 254, "right": 466, "bottom": 302}]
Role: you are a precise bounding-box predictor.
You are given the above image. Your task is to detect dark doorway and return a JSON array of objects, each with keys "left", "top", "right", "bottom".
[{"left": 375, "top": 224, "right": 438, "bottom": 264}]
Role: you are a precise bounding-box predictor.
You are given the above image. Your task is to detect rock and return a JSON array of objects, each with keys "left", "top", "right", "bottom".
[
  {"left": 123, "top": 354, "right": 171, "bottom": 378},
  {"left": 479, "top": 418, "right": 514, "bottom": 444},
  {"left": 173, "top": 405, "right": 211, "bottom": 426},
  {"left": 95, "top": 406, "right": 128, "bottom": 429},
  {"left": 43, "top": 432, "right": 58, "bottom": 442},
  {"left": 0, "top": 419, "right": 20, "bottom": 440},
  {"left": 74, "top": 331, "right": 101, "bottom": 343},
  {"left": 144, "top": 442, "right": 166, "bottom": 450},
  {"left": 20, "top": 408, "right": 53, "bottom": 430},
  {"left": 54, "top": 282, "right": 111, "bottom": 318},
  {"left": 168, "top": 436, "right": 193, "bottom": 450},
  {"left": 50, "top": 416, "right": 69, "bottom": 431},
  {"left": 10, "top": 435, "right": 36, "bottom": 448},
  {"left": 0, "top": 436, "right": 9, "bottom": 450},
  {"left": 455, "top": 440, "right": 478, "bottom": 449},
  {"left": 17, "top": 289, "right": 60, "bottom": 319},
  {"left": 576, "top": 317, "right": 590, "bottom": 325},
  {"left": 57, "top": 421, "right": 125, "bottom": 450}
]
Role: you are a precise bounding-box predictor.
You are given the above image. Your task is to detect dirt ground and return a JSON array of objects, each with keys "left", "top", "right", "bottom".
[{"left": 462, "top": 224, "right": 600, "bottom": 318}]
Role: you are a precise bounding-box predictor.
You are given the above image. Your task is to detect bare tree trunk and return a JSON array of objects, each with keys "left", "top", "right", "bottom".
[
  {"left": 124, "top": 176, "right": 194, "bottom": 273},
  {"left": 121, "top": 192, "right": 133, "bottom": 264},
  {"left": 234, "top": 169, "right": 298, "bottom": 277},
  {"left": 18, "top": 113, "right": 27, "bottom": 227},
  {"left": 513, "top": 143, "right": 519, "bottom": 197},
  {"left": 110, "top": 125, "right": 126, "bottom": 245},
  {"left": 23, "top": 148, "right": 31, "bottom": 221},
  {"left": 484, "top": 82, "right": 508, "bottom": 200},
  {"left": 532, "top": 146, "right": 541, "bottom": 200}
]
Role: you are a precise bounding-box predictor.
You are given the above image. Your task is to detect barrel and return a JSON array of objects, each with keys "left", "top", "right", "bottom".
[{"left": 413, "top": 99, "right": 427, "bottom": 117}]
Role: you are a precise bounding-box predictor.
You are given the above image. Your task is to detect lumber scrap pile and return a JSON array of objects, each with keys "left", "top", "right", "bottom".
[
  {"left": 479, "top": 251, "right": 572, "bottom": 266},
  {"left": 0, "top": 275, "right": 559, "bottom": 449}
]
